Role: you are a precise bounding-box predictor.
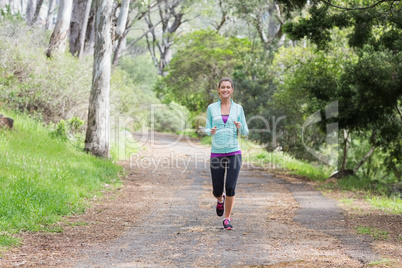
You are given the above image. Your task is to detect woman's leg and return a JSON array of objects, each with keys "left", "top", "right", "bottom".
[
  {"left": 224, "top": 154, "right": 242, "bottom": 219},
  {"left": 210, "top": 157, "right": 226, "bottom": 201},
  {"left": 224, "top": 196, "right": 235, "bottom": 219}
]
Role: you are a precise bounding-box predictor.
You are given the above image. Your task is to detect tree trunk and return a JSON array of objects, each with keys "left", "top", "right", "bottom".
[
  {"left": 144, "top": 0, "right": 185, "bottom": 76},
  {"left": 84, "top": 8, "right": 96, "bottom": 55},
  {"left": 353, "top": 145, "right": 376, "bottom": 174},
  {"left": 30, "top": 0, "right": 44, "bottom": 25},
  {"left": 112, "top": 34, "right": 125, "bottom": 65},
  {"left": 340, "top": 129, "right": 349, "bottom": 171},
  {"left": 46, "top": 0, "right": 73, "bottom": 58},
  {"left": 111, "top": 0, "right": 129, "bottom": 65},
  {"left": 353, "top": 130, "right": 377, "bottom": 174},
  {"left": 69, "top": 0, "right": 87, "bottom": 56},
  {"left": 0, "top": 0, "right": 7, "bottom": 8},
  {"left": 26, "top": 0, "right": 36, "bottom": 25},
  {"left": 45, "top": 0, "right": 55, "bottom": 30},
  {"left": 84, "top": 0, "right": 113, "bottom": 158},
  {"left": 115, "top": 0, "right": 129, "bottom": 39},
  {"left": 78, "top": 0, "right": 93, "bottom": 58}
]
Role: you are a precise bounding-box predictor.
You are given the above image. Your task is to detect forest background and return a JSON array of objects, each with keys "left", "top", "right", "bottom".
[{"left": 0, "top": 0, "right": 401, "bottom": 241}]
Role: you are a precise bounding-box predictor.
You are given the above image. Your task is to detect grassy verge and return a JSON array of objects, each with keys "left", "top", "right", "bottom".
[
  {"left": 238, "top": 137, "right": 332, "bottom": 181},
  {"left": 320, "top": 176, "right": 402, "bottom": 214},
  {"left": 0, "top": 109, "right": 122, "bottom": 250},
  {"left": 367, "top": 196, "right": 402, "bottom": 214}
]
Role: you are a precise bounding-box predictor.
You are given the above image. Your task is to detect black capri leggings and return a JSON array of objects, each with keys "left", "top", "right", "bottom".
[{"left": 210, "top": 154, "right": 242, "bottom": 197}]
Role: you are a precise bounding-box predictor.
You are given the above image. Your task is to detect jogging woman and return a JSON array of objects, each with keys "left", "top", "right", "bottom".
[{"left": 204, "top": 77, "right": 249, "bottom": 230}]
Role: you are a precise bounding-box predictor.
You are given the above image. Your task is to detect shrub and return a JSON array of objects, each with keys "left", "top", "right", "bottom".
[{"left": 0, "top": 19, "right": 92, "bottom": 123}]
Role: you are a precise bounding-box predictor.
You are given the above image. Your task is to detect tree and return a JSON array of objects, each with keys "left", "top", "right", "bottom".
[
  {"left": 144, "top": 0, "right": 193, "bottom": 75},
  {"left": 112, "top": 0, "right": 158, "bottom": 65},
  {"left": 69, "top": 0, "right": 89, "bottom": 56},
  {"left": 26, "top": 0, "right": 36, "bottom": 25},
  {"left": 78, "top": 0, "right": 93, "bottom": 58},
  {"left": 84, "top": 0, "right": 113, "bottom": 158},
  {"left": 30, "top": 0, "right": 44, "bottom": 25},
  {"left": 45, "top": 0, "right": 56, "bottom": 30},
  {"left": 155, "top": 30, "right": 252, "bottom": 113},
  {"left": 46, "top": 0, "right": 73, "bottom": 57},
  {"left": 277, "top": 1, "right": 402, "bottom": 179},
  {"left": 225, "top": 0, "right": 285, "bottom": 52}
]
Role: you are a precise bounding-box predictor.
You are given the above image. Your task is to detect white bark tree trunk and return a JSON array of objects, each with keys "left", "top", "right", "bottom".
[
  {"left": 84, "top": 0, "right": 113, "bottom": 158},
  {"left": 30, "top": 0, "right": 44, "bottom": 25},
  {"left": 26, "top": 0, "right": 36, "bottom": 24},
  {"left": 69, "top": 0, "right": 87, "bottom": 56},
  {"left": 144, "top": 0, "right": 185, "bottom": 76},
  {"left": 78, "top": 0, "right": 93, "bottom": 58},
  {"left": 45, "top": 0, "right": 55, "bottom": 30},
  {"left": 46, "top": 0, "right": 73, "bottom": 58},
  {"left": 115, "top": 0, "right": 129, "bottom": 38},
  {"left": 0, "top": 0, "right": 7, "bottom": 8}
]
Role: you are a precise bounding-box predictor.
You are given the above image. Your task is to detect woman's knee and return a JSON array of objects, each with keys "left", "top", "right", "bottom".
[{"left": 213, "top": 190, "right": 224, "bottom": 198}]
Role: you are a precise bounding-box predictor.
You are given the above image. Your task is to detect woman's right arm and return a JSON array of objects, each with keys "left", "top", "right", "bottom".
[{"left": 204, "top": 106, "right": 212, "bottom": 136}]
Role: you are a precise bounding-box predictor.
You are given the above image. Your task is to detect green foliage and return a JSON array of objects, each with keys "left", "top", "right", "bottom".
[
  {"left": 155, "top": 30, "right": 252, "bottom": 113},
  {"left": 111, "top": 56, "right": 189, "bottom": 134},
  {"left": 0, "top": 109, "right": 121, "bottom": 247},
  {"left": 273, "top": 25, "right": 402, "bottom": 180},
  {"left": 152, "top": 102, "right": 188, "bottom": 133},
  {"left": 0, "top": 19, "right": 92, "bottom": 123},
  {"left": 232, "top": 52, "right": 279, "bottom": 149},
  {"left": 50, "top": 117, "right": 84, "bottom": 143},
  {"left": 0, "top": 5, "right": 23, "bottom": 22},
  {"left": 337, "top": 46, "right": 402, "bottom": 176},
  {"left": 271, "top": 37, "right": 348, "bottom": 160},
  {"left": 282, "top": 1, "right": 402, "bottom": 51}
]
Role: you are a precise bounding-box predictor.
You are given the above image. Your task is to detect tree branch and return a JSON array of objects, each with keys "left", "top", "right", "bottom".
[
  {"left": 397, "top": 103, "right": 402, "bottom": 117},
  {"left": 123, "top": 21, "right": 162, "bottom": 53},
  {"left": 320, "top": 0, "right": 398, "bottom": 11},
  {"left": 353, "top": 130, "right": 377, "bottom": 174}
]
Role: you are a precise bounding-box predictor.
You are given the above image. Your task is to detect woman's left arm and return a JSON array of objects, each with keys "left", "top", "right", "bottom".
[{"left": 238, "top": 106, "right": 249, "bottom": 137}]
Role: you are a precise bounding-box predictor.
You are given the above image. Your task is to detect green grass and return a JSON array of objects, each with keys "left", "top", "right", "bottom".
[
  {"left": 176, "top": 128, "right": 199, "bottom": 139},
  {"left": 355, "top": 225, "right": 389, "bottom": 240},
  {"left": 0, "top": 109, "right": 122, "bottom": 248},
  {"left": 239, "top": 137, "right": 332, "bottom": 181},
  {"left": 336, "top": 175, "right": 389, "bottom": 195},
  {"left": 368, "top": 258, "right": 395, "bottom": 266},
  {"left": 367, "top": 196, "right": 402, "bottom": 214},
  {"left": 340, "top": 198, "right": 354, "bottom": 206},
  {"left": 0, "top": 233, "right": 21, "bottom": 249}
]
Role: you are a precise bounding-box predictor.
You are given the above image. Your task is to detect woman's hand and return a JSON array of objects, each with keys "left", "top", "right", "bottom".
[
  {"left": 211, "top": 126, "right": 217, "bottom": 135},
  {"left": 234, "top": 121, "right": 241, "bottom": 129}
]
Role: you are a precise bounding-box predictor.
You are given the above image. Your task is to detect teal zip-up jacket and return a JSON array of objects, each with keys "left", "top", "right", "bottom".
[{"left": 204, "top": 99, "right": 249, "bottom": 153}]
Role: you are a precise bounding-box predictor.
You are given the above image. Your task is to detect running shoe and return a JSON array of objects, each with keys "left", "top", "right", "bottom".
[
  {"left": 216, "top": 194, "right": 225, "bottom": 217},
  {"left": 223, "top": 218, "right": 233, "bottom": 230}
]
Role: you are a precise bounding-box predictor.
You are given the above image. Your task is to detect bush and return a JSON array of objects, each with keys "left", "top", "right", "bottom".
[
  {"left": 0, "top": 19, "right": 92, "bottom": 123},
  {"left": 152, "top": 102, "right": 189, "bottom": 133}
]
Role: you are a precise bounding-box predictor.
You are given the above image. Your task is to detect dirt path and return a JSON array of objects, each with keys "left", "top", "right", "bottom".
[{"left": 1, "top": 132, "right": 400, "bottom": 267}]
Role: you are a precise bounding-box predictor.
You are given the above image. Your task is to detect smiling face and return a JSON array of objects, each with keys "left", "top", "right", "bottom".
[{"left": 218, "top": 81, "right": 234, "bottom": 99}]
